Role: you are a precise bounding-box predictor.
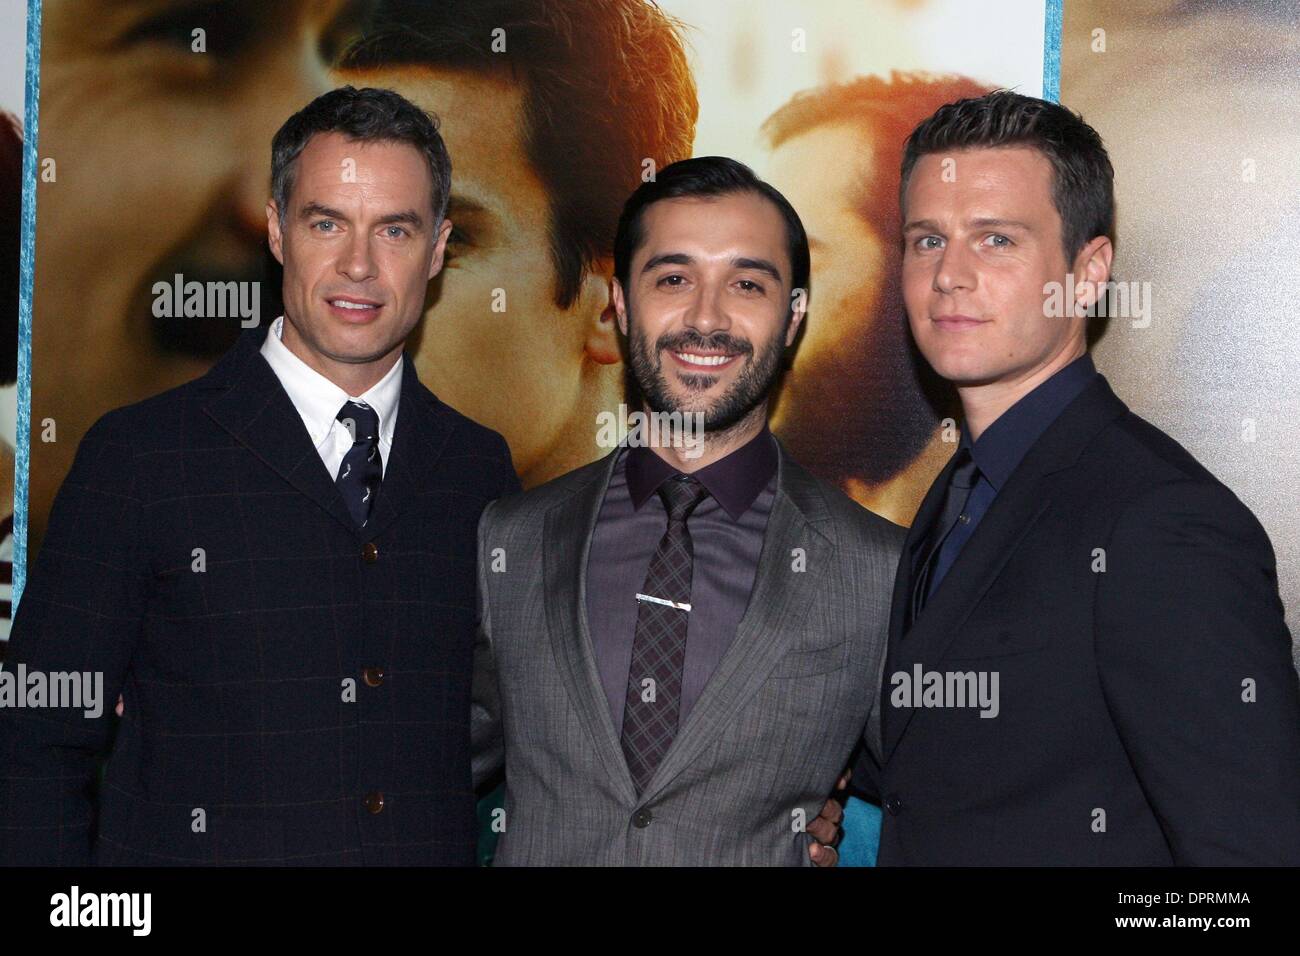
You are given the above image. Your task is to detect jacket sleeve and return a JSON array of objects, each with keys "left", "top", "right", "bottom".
[
  {"left": 0, "top": 411, "right": 149, "bottom": 865},
  {"left": 469, "top": 496, "right": 506, "bottom": 793},
  {"left": 1094, "top": 479, "right": 1300, "bottom": 864}
]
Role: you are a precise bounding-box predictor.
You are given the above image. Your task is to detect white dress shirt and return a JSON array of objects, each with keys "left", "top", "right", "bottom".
[{"left": 259, "top": 315, "right": 401, "bottom": 481}]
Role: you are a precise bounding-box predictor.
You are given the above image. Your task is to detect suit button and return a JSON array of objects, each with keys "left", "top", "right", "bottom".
[
  {"left": 363, "top": 791, "right": 385, "bottom": 814},
  {"left": 884, "top": 794, "right": 903, "bottom": 816},
  {"left": 363, "top": 666, "right": 385, "bottom": 688},
  {"left": 362, "top": 542, "right": 379, "bottom": 562},
  {"left": 632, "top": 809, "right": 653, "bottom": 829}
]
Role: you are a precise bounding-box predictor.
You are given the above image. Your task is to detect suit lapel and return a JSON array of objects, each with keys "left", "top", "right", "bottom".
[
  {"left": 640, "top": 443, "right": 832, "bottom": 803},
  {"left": 542, "top": 450, "right": 640, "bottom": 804},
  {"left": 202, "top": 333, "right": 448, "bottom": 540},
  {"left": 881, "top": 377, "right": 1129, "bottom": 760},
  {"left": 363, "top": 352, "right": 453, "bottom": 540},
  {"left": 201, "top": 327, "right": 357, "bottom": 535}
]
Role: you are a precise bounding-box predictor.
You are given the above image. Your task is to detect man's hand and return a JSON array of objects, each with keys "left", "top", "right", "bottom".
[{"left": 807, "top": 769, "right": 850, "bottom": 867}]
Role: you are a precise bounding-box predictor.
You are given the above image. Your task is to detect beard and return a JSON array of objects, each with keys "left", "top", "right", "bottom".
[{"left": 627, "top": 309, "right": 787, "bottom": 438}]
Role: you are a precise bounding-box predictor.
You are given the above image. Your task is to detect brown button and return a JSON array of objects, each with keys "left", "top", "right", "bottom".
[
  {"left": 363, "top": 666, "right": 385, "bottom": 688},
  {"left": 364, "top": 791, "right": 385, "bottom": 814},
  {"left": 362, "top": 542, "right": 379, "bottom": 562}
]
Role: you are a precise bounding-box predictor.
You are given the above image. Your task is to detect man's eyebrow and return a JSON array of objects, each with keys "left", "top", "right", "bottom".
[
  {"left": 969, "top": 217, "right": 1033, "bottom": 232},
  {"left": 902, "top": 219, "right": 942, "bottom": 234},
  {"left": 375, "top": 209, "right": 426, "bottom": 229},
  {"left": 300, "top": 202, "right": 349, "bottom": 221},
  {"left": 733, "top": 257, "right": 784, "bottom": 282},
  {"left": 642, "top": 252, "right": 694, "bottom": 272},
  {"left": 640, "top": 253, "right": 784, "bottom": 283},
  {"left": 298, "top": 202, "right": 425, "bottom": 229},
  {"left": 903, "top": 217, "right": 1033, "bottom": 233}
]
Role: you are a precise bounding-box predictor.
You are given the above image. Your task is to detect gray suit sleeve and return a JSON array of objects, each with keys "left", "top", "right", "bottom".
[{"left": 470, "top": 499, "right": 505, "bottom": 791}]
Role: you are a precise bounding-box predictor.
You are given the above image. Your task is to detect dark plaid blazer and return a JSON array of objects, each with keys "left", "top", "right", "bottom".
[{"left": 0, "top": 325, "right": 519, "bottom": 865}]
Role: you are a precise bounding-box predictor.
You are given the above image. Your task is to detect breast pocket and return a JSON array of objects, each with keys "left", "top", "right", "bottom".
[
  {"left": 769, "top": 638, "right": 849, "bottom": 678},
  {"left": 944, "top": 609, "right": 1051, "bottom": 661}
]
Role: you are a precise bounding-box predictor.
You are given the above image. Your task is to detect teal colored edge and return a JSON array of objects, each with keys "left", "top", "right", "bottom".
[
  {"left": 1043, "top": 0, "right": 1064, "bottom": 103},
  {"left": 14, "top": 0, "right": 42, "bottom": 609}
]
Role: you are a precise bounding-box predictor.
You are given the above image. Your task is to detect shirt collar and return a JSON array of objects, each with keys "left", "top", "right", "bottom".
[
  {"left": 964, "top": 353, "right": 1098, "bottom": 491},
  {"left": 259, "top": 315, "right": 403, "bottom": 448},
  {"left": 626, "top": 424, "right": 778, "bottom": 522}
]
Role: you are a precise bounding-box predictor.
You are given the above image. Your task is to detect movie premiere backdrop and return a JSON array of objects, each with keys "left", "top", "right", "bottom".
[{"left": 6, "top": 0, "right": 1298, "bottom": 668}]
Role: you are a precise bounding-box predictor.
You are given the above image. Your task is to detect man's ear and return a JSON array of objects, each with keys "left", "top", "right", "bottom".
[
  {"left": 785, "top": 286, "right": 808, "bottom": 347},
  {"left": 266, "top": 200, "right": 285, "bottom": 266},
  {"left": 610, "top": 272, "right": 631, "bottom": 340},
  {"left": 1071, "top": 236, "right": 1113, "bottom": 314},
  {"left": 581, "top": 258, "right": 621, "bottom": 366},
  {"left": 428, "top": 217, "right": 454, "bottom": 279}
]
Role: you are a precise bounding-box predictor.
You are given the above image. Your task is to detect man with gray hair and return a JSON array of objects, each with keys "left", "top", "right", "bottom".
[{"left": 0, "top": 86, "right": 519, "bottom": 866}]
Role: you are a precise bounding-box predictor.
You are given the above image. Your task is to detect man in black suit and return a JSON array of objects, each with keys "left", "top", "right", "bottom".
[
  {"left": 0, "top": 86, "right": 519, "bottom": 865},
  {"left": 859, "top": 91, "right": 1300, "bottom": 864}
]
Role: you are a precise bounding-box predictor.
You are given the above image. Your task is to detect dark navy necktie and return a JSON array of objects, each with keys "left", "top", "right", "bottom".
[
  {"left": 621, "top": 475, "right": 709, "bottom": 795},
  {"left": 909, "top": 447, "right": 980, "bottom": 626},
  {"left": 334, "top": 400, "right": 383, "bottom": 529}
]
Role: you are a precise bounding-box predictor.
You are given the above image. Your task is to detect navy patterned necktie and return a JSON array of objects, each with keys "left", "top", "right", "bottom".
[
  {"left": 334, "top": 400, "right": 383, "bottom": 529},
  {"left": 909, "top": 446, "right": 980, "bottom": 627},
  {"left": 621, "top": 474, "right": 709, "bottom": 795}
]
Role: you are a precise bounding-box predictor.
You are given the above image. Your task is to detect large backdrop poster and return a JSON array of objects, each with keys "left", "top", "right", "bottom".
[{"left": 10, "top": 0, "right": 1298, "bottom": 671}]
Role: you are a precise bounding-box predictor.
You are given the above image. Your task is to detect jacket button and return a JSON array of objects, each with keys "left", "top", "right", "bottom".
[
  {"left": 363, "top": 666, "right": 385, "bottom": 688},
  {"left": 632, "top": 809, "right": 653, "bottom": 829},
  {"left": 884, "top": 794, "right": 903, "bottom": 816},
  {"left": 362, "top": 542, "right": 379, "bottom": 562},
  {"left": 364, "top": 791, "right": 385, "bottom": 814}
]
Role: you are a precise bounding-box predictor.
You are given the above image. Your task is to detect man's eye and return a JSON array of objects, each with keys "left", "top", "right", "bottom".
[
  {"left": 658, "top": 274, "right": 686, "bottom": 287},
  {"left": 313, "top": 221, "right": 336, "bottom": 233},
  {"left": 122, "top": 4, "right": 257, "bottom": 59},
  {"left": 915, "top": 236, "right": 943, "bottom": 250},
  {"left": 736, "top": 280, "right": 765, "bottom": 294},
  {"left": 984, "top": 234, "right": 1013, "bottom": 247},
  {"left": 384, "top": 226, "right": 409, "bottom": 239}
]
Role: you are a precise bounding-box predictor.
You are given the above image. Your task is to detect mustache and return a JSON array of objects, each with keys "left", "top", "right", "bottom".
[{"left": 655, "top": 329, "right": 753, "bottom": 358}]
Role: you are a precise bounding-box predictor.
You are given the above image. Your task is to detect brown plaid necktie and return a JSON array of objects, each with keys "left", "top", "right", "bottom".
[{"left": 620, "top": 475, "right": 709, "bottom": 795}]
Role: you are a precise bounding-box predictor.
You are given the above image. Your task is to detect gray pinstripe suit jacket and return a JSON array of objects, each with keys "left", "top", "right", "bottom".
[{"left": 471, "top": 438, "right": 903, "bottom": 865}]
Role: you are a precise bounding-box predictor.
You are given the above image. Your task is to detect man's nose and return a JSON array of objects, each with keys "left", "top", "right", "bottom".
[
  {"left": 338, "top": 232, "right": 379, "bottom": 282},
  {"left": 934, "top": 241, "right": 978, "bottom": 295},
  {"left": 684, "top": 282, "right": 732, "bottom": 336}
]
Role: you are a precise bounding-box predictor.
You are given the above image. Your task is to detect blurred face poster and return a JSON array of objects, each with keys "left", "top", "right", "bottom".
[
  {"left": 23, "top": 0, "right": 1043, "bottom": 564},
  {"left": 16, "top": 0, "right": 1300, "bottom": 656}
]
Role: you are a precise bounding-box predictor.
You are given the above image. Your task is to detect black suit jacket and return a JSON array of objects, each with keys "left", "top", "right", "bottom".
[
  {"left": 0, "top": 326, "right": 519, "bottom": 865},
  {"left": 861, "top": 374, "right": 1300, "bottom": 865}
]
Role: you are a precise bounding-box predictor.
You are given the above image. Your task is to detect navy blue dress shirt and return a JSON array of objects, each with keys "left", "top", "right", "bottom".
[{"left": 928, "top": 354, "right": 1100, "bottom": 595}]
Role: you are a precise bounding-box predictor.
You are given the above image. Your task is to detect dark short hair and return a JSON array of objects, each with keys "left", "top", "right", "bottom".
[
  {"left": 899, "top": 90, "right": 1115, "bottom": 263},
  {"left": 339, "top": 0, "right": 697, "bottom": 309},
  {"left": 614, "top": 157, "right": 811, "bottom": 309},
  {"left": 271, "top": 85, "right": 451, "bottom": 230}
]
